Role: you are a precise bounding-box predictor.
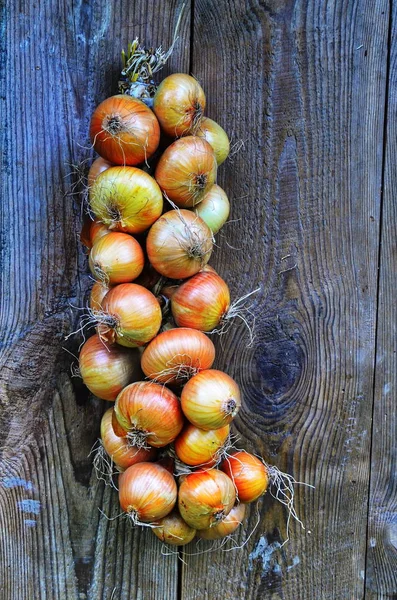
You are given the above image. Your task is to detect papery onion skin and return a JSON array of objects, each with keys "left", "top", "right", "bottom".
[
  {"left": 90, "top": 281, "right": 111, "bottom": 310},
  {"left": 160, "top": 283, "right": 179, "bottom": 300},
  {"left": 153, "top": 74, "right": 206, "bottom": 138},
  {"left": 141, "top": 328, "right": 215, "bottom": 385},
  {"left": 89, "top": 232, "right": 144, "bottom": 285},
  {"left": 196, "top": 117, "right": 230, "bottom": 165},
  {"left": 220, "top": 451, "right": 269, "bottom": 503},
  {"left": 89, "top": 166, "right": 163, "bottom": 234},
  {"left": 114, "top": 381, "right": 184, "bottom": 447},
  {"left": 119, "top": 462, "right": 177, "bottom": 522},
  {"left": 174, "top": 423, "right": 230, "bottom": 466},
  {"left": 101, "top": 408, "right": 157, "bottom": 470},
  {"left": 152, "top": 510, "right": 196, "bottom": 546},
  {"left": 194, "top": 184, "right": 230, "bottom": 234},
  {"left": 146, "top": 209, "right": 213, "bottom": 279},
  {"left": 90, "top": 219, "right": 111, "bottom": 245},
  {"left": 178, "top": 469, "right": 236, "bottom": 530},
  {"left": 198, "top": 503, "right": 246, "bottom": 540},
  {"left": 181, "top": 370, "right": 241, "bottom": 430},
  {"left": 90, "top": 95, "right": 160, "bottom": 165},
  {"left": 99, "top": 283, "right": 162, "bottom": 348},
  {"left": 81, "top": 218, "right": 110, "bottom": 250},
  {"left": 79, "top": 334, "right": 140, "bottom": 401},
  {"left": 155, "top": 136, "right": 217, "bottom": 208},
  {"left": 88, "top": 157, "right": 114, "bottom": 188},
  {"left": 171, "top": 271, "right": 230, "bottom": 332},
  {"left": 112, "top": 409, "right": 128, "bottom": 437}
]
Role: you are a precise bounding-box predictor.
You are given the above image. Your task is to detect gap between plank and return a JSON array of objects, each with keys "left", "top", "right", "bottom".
[{"left": 363, "top": 0, "right": 393, "bottom": 596}]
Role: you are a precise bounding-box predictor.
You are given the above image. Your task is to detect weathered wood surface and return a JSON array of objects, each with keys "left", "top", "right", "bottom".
[
  {"left": 0, "top": 1, "right": 395, "bottom": 599},
  {"left": 0, "top": 2, "right": 189, "bottom": 599}
]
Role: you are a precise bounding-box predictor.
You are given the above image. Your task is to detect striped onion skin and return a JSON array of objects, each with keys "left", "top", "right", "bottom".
[
  {"left": 171, "top": 271, "right": 230, "bottom": 332},
  {"left": 181, "top": 369, "right": 240, "bottom": 430},
  {"left": 198, "top": 503, "right": 246, "bottom": 540},
  {"left": 114, "top": 381, "right": 184, "bottom": 448},
  {"left": 174, "top": 423, "right": 230, "bottom": 467},
  {"left": 141, "top": 328, "right": 215, "bottom": 385},
  {"left": 119, "top": 463, "right": 177, "bottom": 522},
  {"left": 178, "top": 469, "right": 235, "bottom": 530}
]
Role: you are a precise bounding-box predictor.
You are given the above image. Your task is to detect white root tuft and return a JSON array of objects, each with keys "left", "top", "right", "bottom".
[
  {"left": 126, "top": 430, "right": 151, "bottom": 451},
  {"left": 266, "top": 465, "right": 314, "bottom": 546},
  {"left": 125, "top": 510, "right": 160, "bottom": 529},
  {"left": 148, "top": 352, "right": 201, "bottom": 385},
  {"left": 220, "top": 442, "right": 314, "bottom": 545},
  {"left": 89, "top": 440, "right": 119, "bottom": 490},
  {"left": 63, "top": 158, "right": 92, "bottom": 214},
  {"left": 64, "top": 304, "right": 117, "bottom": 349},
  {"left": 162, "top": 511, "right": 260, "bottom": 561},
  {"left": 210, "top": 287, "right": 261, "bottom": 347}
]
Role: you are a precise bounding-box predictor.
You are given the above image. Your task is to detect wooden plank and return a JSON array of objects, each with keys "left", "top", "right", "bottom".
[
  {"left": 365, "top": 2, "right": 397, "bottom": 597},
  {"left": 181, "top": 0, "right": 389, "bottom": 598},
  {"left": 0, "top": 1, "right": 190, "bottom": 599}
]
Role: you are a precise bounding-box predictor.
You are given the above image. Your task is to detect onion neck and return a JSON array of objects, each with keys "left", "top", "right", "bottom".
[
  {"left": 102, "top": 114, "right": 123, "bottom": 136},
  {"left": 224, "top": 397, "right": 237, "bottom": 417},
  {"left": 126, "top": 507, "right": 140, "bottom": 525},
  {"left": 211, "top": 508, "right": 226, "bottom": 527}
]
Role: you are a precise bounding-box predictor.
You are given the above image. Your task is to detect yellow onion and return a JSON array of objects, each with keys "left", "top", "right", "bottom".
[
  {"left": 194, "top": 184, "right": 230, "bottom": 234},
  {"left": 181, "top": 370, "right": 240, "bottom": 430},
  {"left": 178, "top": 469, "right": 236, "bottom": 529},
  {"left": 79, "top": 334, "right": 140, "bottom": 401},
  {"left": 220, "top": 451, "right": 269, "bottom": 503},
  {"left": 198, "top": 503, "right": 246, "bottom": 540},
  {"left": 119, "top": 463, "right": 177, "bottom": 523},
  {"left": 100, "top": 408, "right": 157, "bottom": 470},
  {"left": 89, "top": 232, "right": 144, "bottom": 285},
  {"left": 89, "top": 281, "right": 110, "bottom": 310},
  {"left": 87, "top": 156, "right": 114, "bottom": 188},
  {"left": 146, "top": 210, "right": 213, "bottom": 279},
  {"left": 155, "top": 136, "right": 217, "bottom": 208},
  {"left": 89, "top": 166, "right": 163, "bottom": 234},
  {"left": 89, "top": 219, "right": 111, "bottom": 245},
  {"left": 141, "top": 328, "right": 215, "bottom": 385},
  {"left": 98, "top": 283, "right": 162, "bottom": 348},
  {"left": 174, "top": 424, "right": 230, "bottom": 467},
  {"left": 196, "top": 117, "right": 230, "bottom": 165},
  {"left": 90, "top": 95, "right": 160, "bottom": 165},
  {"left": 152, "top": 510, "right": 196, "bottom": 546},
  {"left": 153, "top": 73, "right": 206, "bottom": 137},
  {"left": 171, "top": 270, "right": 230, "bottom": 331},
  {"left": 114, "top": 381, "right": 184, "bottom": 448}
]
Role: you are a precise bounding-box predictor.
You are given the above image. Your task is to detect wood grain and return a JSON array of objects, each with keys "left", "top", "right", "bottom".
[
  {"left": 0, "top": 1, "right": 190, "bottom": 599},
  {"left": 181, "top": 0, "right": 390, "bottom": 598},
  {"left": 365, "top": 1, "right": 397, "bottom": 597},
  {"left": 0, "top": 0, "right": 395, "bottom": 598}
]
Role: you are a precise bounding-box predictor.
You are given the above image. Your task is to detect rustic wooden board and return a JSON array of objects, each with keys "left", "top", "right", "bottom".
[
  {"left": 181, "top": 1, "right": 391, "bottom": 599},
  {"left": 0, "top": 1, "right": 189, "bottom": 599},
  {"left": 0, "top": 0, "right": 395, "bottom": 599},
  {"left": 365, "top": 1, "right": 397, "bottom": 597}
]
